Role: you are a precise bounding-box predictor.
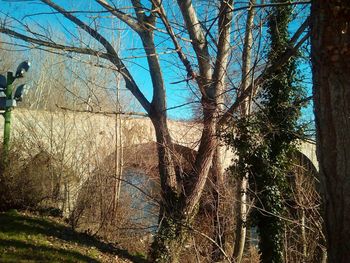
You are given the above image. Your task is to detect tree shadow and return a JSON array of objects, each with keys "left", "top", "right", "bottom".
[
  {"left": 0, "top": 239, "right": 100, "bottom": 262},
  {"left": 0, "top": 212, "right": 149, "bottom": 263}
]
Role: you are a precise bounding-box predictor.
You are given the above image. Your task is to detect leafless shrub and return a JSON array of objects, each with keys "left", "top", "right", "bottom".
[
  {"left": 70, "top": 142, "right": 160, "bottom": 255},
  {"left": 0, "top": 140, "right": 74, "bottom": 213},
  {"left": 283, "top": 153, "right": 325, "bottom": 263}
]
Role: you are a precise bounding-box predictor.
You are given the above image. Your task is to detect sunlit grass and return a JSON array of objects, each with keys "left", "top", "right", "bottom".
[{"left": 0, "top": 210, "right": 148, "bottom": 263}]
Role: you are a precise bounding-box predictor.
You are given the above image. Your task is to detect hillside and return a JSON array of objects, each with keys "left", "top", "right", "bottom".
[{"left": 0, "top": 210, "right": 148, "bottom": 263}]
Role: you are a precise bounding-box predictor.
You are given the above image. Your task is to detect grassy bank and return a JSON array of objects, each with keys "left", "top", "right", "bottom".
[{"left": 0, "top": 210, "right": 147, "bottom": 263}]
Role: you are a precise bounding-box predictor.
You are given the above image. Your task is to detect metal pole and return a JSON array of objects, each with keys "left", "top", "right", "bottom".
[{"left": 2, "top": 72, "right": 15, "bottom": 165}]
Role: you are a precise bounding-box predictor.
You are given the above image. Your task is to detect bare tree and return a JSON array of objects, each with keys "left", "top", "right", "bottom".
[{"left": 0, "top": 1, "right": 310, "bottom": 261}]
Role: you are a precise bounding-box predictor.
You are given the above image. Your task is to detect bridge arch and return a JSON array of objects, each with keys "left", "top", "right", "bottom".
[
  {"left": 5, "top": 109, "right": 319, "bottom": 175},
  {"left": 299, "top": 142, "right": 318, "bottom": 172}
]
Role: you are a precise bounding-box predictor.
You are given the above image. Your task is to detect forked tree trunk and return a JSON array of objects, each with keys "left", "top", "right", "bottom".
[
  {"left": 311, "top": 1, "right": 350, "bottom": 262},
  {"left": 149, "top": 105, "right": 219, "bottom": 263},
  {"left": 149, "top": 114, "right": 185, "bottom": 263}
]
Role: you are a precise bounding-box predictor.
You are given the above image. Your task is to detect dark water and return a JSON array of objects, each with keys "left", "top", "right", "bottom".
[{"left": 122, "top": 169, "right": 159, "bottom": 233}]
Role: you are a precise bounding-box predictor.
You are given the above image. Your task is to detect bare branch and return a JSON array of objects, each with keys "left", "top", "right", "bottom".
[
  {"left": 95, "top": 0, "right": 142, "bottom": 33},
  {"left": 151, "top": 0, "right": 196, "bottom": 80},
  {"left": 188, "top": 226, "right": 233, "bottom": 263},
  {"left": 240, "top": 0, "right": 256, "bottom": 115},
  {"left": 125, "top": 1, "right": 166, "bottom": 113},
  {"left": 219, "top": 19, "right": 311, "bottom": 126},
  {"left": 234, "top": 1, "right": 310, "bottom": 13},
  {"left": 39, "top": 0, "right": 113, "bottom": 52},
  {"left": 212, "top": 0, "right": 234, "bottom": 99},
  {"left": 0, "top": 26, "right": 109, "bottom": 58},
  {"left": 39, "top": 0, "right": 151, "bottom": 113},
  {"left": 56, "top": 104, "right": 148, "bottom": 117},
  {"left": 290, "top": 16, "right": 310, "bottom": 45},
  {"left": 177, "top": 0, "right": 212, "bottom": 93},
  {"left": 131, "top": 0, "right": 147, "bottom": 22}
]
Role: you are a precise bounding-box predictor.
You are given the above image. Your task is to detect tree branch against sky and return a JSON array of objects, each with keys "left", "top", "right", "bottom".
[{"left": 0, "top": 1, "right": 311, "bottom": 121}]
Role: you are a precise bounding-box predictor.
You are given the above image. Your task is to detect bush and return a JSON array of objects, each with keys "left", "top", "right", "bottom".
[{"left": 0, "top": 144, "right": 70, "bottom": 213}]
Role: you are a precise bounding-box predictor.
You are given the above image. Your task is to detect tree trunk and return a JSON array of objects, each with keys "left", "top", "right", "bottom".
[
  {"left": 234, "top": 1, "right": 255, "bottom": 261},
  {"left": 148, "top": 111, "right": 186, "bottom": 263},
  {"left": 233, "top": 175, "right": 248, "bottom": 263},
  {"left": 311, "top": 1, "right": 350, "bottom": 262},
  {"left": 211, "top": 146, "right": 234, "bottom": 262},
  {"left": 149, "top": 209, "right": 190, "bottom": 263},
  {"left": 149, "top": 100, "right": 220, "bottom": 262}
]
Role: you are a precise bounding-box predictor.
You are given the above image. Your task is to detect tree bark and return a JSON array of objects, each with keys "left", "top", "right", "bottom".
[
  {"left": 149, "top": 112, "right": 186, "bottom": 263},
  {"left": 311, "top": 1, "right": 350, "bottom": 262}
]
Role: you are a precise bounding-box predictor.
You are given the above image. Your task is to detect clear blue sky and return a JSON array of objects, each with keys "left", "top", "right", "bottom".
[{"left": 0, "top": 0, "right": 314, "bottom": 123}]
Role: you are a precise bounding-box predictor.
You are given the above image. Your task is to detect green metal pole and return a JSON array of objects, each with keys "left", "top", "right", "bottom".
[{"left": 2, "top": 72, "right": 15, "bottom": 165}]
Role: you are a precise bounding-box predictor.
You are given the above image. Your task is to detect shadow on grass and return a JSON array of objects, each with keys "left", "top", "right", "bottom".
[
  {"left": 0, "top": 239, "right": 100, "bottom": 262},
  {"left": 0, "top": 212, "right": 149, "bottom": 263}
]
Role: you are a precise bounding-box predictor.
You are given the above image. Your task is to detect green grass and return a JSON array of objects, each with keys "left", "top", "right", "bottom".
[{"left": 0, "top": 210, "right": 148, "bottom": 263}]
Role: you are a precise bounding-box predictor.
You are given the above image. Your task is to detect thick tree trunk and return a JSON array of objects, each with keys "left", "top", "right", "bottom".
[
  {"left": 137, "top": 7, "right": 222, "bottom": 261},
  {"left": 149, "top": 216, "right": 189, "bottom": 263},
  {"left": 311, "top": 1, "right": 350, "bottom": 262},
  {"left": 149, "top": 107, "right": 218, "bottom": 262},
  {"left": 149, "top": 114, "right": 185, "bottom": 263}
]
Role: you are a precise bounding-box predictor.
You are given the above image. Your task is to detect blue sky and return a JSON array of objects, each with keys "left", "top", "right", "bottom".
[
  {"left": 0, "top": 0, "right": 314, "bottom": 123},
  {"left": 1, "top": 0, "right": 196, "bottom": 118}
]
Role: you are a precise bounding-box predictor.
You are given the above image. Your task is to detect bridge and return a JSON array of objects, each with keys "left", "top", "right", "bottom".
[
  {"left": 0, "top": 109, "right": 318, "bottom": 215},
  {"left": 1, "top": 108, "right": 318, "bottom": 172}
]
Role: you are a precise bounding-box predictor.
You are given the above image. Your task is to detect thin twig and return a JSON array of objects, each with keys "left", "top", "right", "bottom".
[{"left": 56, "top": 104, "right": 148, "bottom": 117}]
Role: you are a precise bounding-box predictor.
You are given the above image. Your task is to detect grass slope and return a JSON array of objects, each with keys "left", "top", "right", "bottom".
[{"left": 0, "top": 210, "right": 148, "bottom": 263}]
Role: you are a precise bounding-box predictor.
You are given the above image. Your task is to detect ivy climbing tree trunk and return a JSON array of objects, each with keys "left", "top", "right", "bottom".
[
  {"left": 254, "top": 2, "right": 303, "bottom": 262},
  {"left": 227, "top": 1, "right": 305, "bottom": 262},
  {"left": 311, "top": 1, "right": 350, "bottom": 262}
]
